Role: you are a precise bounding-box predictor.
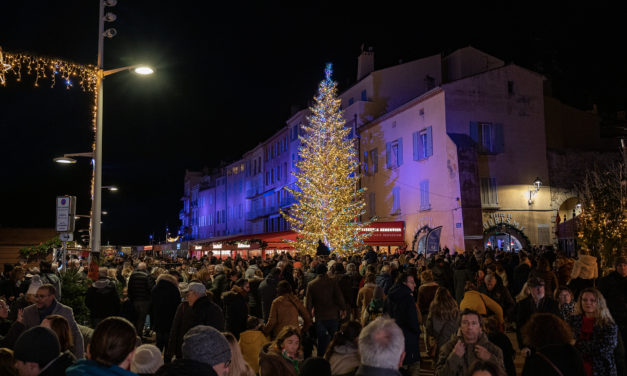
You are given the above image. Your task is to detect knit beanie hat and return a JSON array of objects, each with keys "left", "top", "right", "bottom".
[
  {"left": 26, "top": 275, "right": 43, "bottom": 295},
  {"left": 131, "top": 344, "right": 164, "bottom": 374},
  {"left": 182, "top": 325, "right": 231, "bottom": 366},
  {"left": 13, "top": 326, "right": 60, "bottom": 367}
]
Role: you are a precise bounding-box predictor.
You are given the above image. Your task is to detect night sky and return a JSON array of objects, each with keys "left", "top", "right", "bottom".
[{"left": 1, "top": 3, "right": 625, "bottom": 245}]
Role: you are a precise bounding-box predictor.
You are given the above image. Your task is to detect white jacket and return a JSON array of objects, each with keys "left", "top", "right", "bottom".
[{"left": 570, "top": 254, "right": 598, "bottom": 280}]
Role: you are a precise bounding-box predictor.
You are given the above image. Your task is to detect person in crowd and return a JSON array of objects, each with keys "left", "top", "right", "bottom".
[
  {"left": 306, "top": 263, "right": 346, "bottom": 356},
  {"left": 157, "top": 325, "right": 231, "bottom": 376},
  {"left": 246, "top": 270, "right": 264, "bottom": 318},
  {"left": 38, "top": 261, "right": 62, "bottom": 301},
  {"left": 85, "top": 267, "right": 122, "bottom": 328},
  {"left": 480, "top": 273, "right": 515, "bottom": 322},
  {"left": 210, "top": 264, "right": 228, "bottom": 306},
  {"left": 7, "top": 273, "right": 38, "bottom": 323},
  {"left": 515, "top": 277, "right": 559, "bottom": 349},
  {"left": 568, "top": 250, "right": 598, "bottom": 299},
  {"left": 222, "top": 278, "right": 250, "bottom": 340},
  {"left": 529, "top": 257, "right": 559, "bottom": 298},
  {"left": 259, "top": 325, "right": 302, "bottom": 376},
  {"left": 460, "top": 282, "right": 504, "bottom": 330},
  {"left": 521, "top": 312, "right": 585, "bottom": 376},
  {"left": 258, "top": 268, "right": 280, "bottom": 322},
  {"left": 354, "top": 317, "right": 404, "bottom": 376},
  {"left": 223, "top": 332, "right": 254, "bottom": 376},
  {"left": 555, "top": 286, "right": 575, "bottom": 320},
  {"left": 0, "top": 347, "right": 17, "bottom": 375},
  {"left": 189, "top": 282, "right": 225, "bottom": 330},
  {"left": 346, "top": 263, "right": 362, "bottom": 319},
  {"left": 494, "top": 263, "right": 509, "bottom": 289},
  {"left": 598, "top": 255, "right": 627, "bottom": 372},
  {"left": 323, "top": 320, "right": 361, "bottom": 376},
  {"left": 131, "top": 344, "right": 164, "bottom": 376},
  {"left": 13, "top": 326, "right": 75, "bottom": 376},
  {"left": 375, "top": 265, "right": 393, "bottom": 296},
  {"left": 384, "top": 272, "right": 420, "bottom": 376},
  {"left": 467, "top": 360, "right": 506, "bottom": 376},
  {"left": 426, "top": 287, "right": 460, "bottom": 360},
  {"left": 511, "top": 255, "right": 532, "bottom": 297},
  {"left": 41, "top": 315, "right": 74, "bottom": 354},
  {"left": 244, "top": 259, "right": 260, "bottom": 280},
  {"left": 568, "top": 287, "right": 619, "bottom": 376},
  {"left": 431, "top": 256, "right": 454, "bottom": 294},
  {"left": 356, "top": 273, "right": 376, "bottom": 320},
  {"left": 292, "top": 267, "right": 306, "bottom": 299},
  {"left": 150, "top": 273, "right": 180, "bottom": 353},
  {"left": 127, "top": 262, "right": 155, "bottom": 336},
  {"left": 0, "top": 299, "right": 12, "bottom": 336},
  {"left": 453, "top": 257, "right": 474, "bottom": 303},
  {"left": 264, "top": 280, "right": 311, "bottom": 339},
  {"left": 66, "top": 317, "right": 137, "bottom": 375},
  {"left": 435, "top": 309, "right": 504, "bottom": 376},
  {"left": 238, "top": 316, "right": 268, "bottom": 375},
  {"left": 11, "top": 284, "right": 84, "bottom": 358},
  {"left": 417, "top": 269, "right": 439, "bottom": 322},
  {"left": 483, "top": 317, "right": 515, "bottom": 376},
  {"left": 301, "top": 357, "right": 331, "bottom": 376}
]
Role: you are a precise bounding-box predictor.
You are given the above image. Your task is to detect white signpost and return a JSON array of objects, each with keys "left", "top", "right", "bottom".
[{"left": 56, "top": 196, "right": 76, "bottom": 271}]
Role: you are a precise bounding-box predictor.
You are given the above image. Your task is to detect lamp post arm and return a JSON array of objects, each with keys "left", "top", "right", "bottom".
[{"left": 103, "top": 65, "right": 143, "bottom": 77}]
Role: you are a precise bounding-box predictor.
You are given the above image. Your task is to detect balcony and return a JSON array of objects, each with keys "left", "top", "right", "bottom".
[{"left": 278, "top": 196, "right": 297, "bottom": 208}]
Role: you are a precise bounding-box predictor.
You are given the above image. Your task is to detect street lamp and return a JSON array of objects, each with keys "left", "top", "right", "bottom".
[
  {"left": 92, "top": 0, "right": 153, "bottom": 260},
  {"left": 53, "top": 152, "right": 94, "bottom": 164}
]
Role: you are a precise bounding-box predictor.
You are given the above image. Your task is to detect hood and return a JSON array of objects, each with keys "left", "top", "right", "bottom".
[
  {"left": 333, "top": 343, "right": 358, "bottom": 355},
  {"left": 92, "top": 279, "right": 115, "bottom": 290},
  {"left": 222, "top": 285, "right": 246, "bottom": 302},
  {"left": 387, "top": 283, "right": 411, "bottom": 300}
]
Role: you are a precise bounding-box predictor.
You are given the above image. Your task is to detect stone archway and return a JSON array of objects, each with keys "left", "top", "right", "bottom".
[{"left": 483, "top": 223, "right": 530, "bottom": 251}]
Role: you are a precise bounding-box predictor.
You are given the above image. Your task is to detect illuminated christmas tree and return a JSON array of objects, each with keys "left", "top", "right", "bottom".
[{"left": 282, "top": 64, "right": 369, "bottom": 256}]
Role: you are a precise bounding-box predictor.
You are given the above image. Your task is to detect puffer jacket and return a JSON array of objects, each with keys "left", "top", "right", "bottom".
[
  {"left": 127, "top": 270, "right": 154, "bottom": 302},
  {"left": 263, "top": 293, "right": 311, "bottom": 338},
  {"left": 328, "top": 343, "right": 360, "bottom": 376},
  {"left": 239, "top": 329, "right": 270, "bottom": 374},
  {"left": 571, "top": 255, "right": 598, "bottom": 280},
  {"left": 150, "top": 275, "right": 181, "bottom": 333},
  {"left": 85, "top": 278, "right": 121, "bottom": 320},
  {"left": 459, "top": 290, "right": 504, "bottom": 327},
  {"left": 384, "top": 283, "right": 420, "bottom": 365}
]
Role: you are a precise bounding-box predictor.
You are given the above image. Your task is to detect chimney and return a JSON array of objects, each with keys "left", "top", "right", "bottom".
[{"left": 357, "top": 45, "right": 374, "bottom": 81}]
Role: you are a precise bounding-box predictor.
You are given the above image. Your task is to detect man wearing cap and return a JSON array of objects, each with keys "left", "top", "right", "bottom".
[
  {"left": 598, "top": 255, "right": 627, "bottom": 370},
  {"left": 514, "top": 276, "right": 559, "bottom": 350},
  {"left": 306, "top": 263, "right": 346, "bottom": 355},
  {"left": 157, "top": 325, "right": 231, "bottom": 376},
  {"left": 13, "top": 326, "right": 76, "bottom": 376}
]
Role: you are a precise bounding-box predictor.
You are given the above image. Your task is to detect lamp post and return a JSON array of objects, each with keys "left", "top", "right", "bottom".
[{"left": 93, "top": 0, "right": 153, "bottom": 260}]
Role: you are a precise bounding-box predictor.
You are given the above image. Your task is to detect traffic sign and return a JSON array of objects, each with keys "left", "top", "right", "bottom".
[{"left": 56, "top": 196, "right": 76, "bottom": 232}]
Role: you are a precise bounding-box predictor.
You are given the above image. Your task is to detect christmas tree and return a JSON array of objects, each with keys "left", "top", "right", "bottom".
[{"left": 282, "top": 64, "right": 370, "bottom": 256}]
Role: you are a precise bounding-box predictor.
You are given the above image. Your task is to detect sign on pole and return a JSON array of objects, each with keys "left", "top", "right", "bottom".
[{"left": 56, "top": 196, "right": 76, "bottom": 233}]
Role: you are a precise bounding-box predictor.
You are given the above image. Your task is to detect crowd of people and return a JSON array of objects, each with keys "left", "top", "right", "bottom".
[{"left": 0, "top": 245, "right": 624, "bottom": 376}]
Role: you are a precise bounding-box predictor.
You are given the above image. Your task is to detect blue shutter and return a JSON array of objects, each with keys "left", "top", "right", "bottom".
[
  {"left": 493, "top": 123, "right": 504, "bottom": 153},
  {"left": 426, "top": 126, "right": 433, "bottom": 157},
  {"left": 386, "top": 142, "right": 392, "bottom": 168},
  {"left": 413, "top": 132, "right": 419, "bottom": 161},
  {"left": 361, "top": 89, "right": 367, "bottom": 101},
  {"left": 393, "top": 187, "right": 400, "bottom": 212},
  {"left": 397, "top": 138, "right": 403, "bottom": 166},
  {"left": 363, "top": 151, "right": 369, "bottom": 174},
  {"left": 470, "top": 121, "right": 479, "bottom": 143},
  {"left": 372, "top": 148, "right": 378, "bottom": 173}
]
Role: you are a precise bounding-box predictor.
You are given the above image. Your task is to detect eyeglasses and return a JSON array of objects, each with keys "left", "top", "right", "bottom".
[{"left": 35, "top": 294, "right": 50, "bottom": 299}]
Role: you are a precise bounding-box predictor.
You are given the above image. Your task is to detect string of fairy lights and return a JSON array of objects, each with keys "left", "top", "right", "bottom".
[{"left": 1, "top": 47, "right": 100, "bottom": 235}]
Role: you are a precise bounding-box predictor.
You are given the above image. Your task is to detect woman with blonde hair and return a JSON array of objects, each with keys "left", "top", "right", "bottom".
[
  {"left": 567, "top": 287, "right": 618, "bottom": 376},
  {"left": 223, "top": 332, "right": 254, "bottom": 376}
]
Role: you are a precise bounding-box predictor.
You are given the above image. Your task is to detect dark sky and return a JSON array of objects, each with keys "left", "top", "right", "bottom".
[{"left": 1, "top": 3, "right": 625, "bottom": 244}]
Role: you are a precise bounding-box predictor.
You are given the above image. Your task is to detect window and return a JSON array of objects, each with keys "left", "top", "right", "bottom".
[
  {"left": 276, "top": 165, "right": 281, "bottom": 181},
  {"left": 392, "top": 187, "right": 401, "bottom": 214},
  {"left": 420, "top": 180, "right": 430, "bottom": 210},
  {"left": 292, "top": 153, "right": 297, "bottom": 169},
  {"left": 361, "top": 89, "right": 367, "bottom": 101},
  {"left": 284, "top": 162, "right": 287, "bottom": 180},
  {"left": 386, "top": 139, "right": 403, "bottom": 168},
  {"left": 364, "top": 148, "right": 378, "bottom": 175},
  {"left": 480, "top": 177, "right": 498, "bottom": 207},
  {"left": 265, "top": 172, "right": 270, "bottom": 185},
  {"left": 508, "top": 81, "right": 514, "bottom": 95},
  {"left": 470, "top": 122, "right": 504, "bottom": 153},
  {"left": 348, "top": 98, "right": 354, "bottom": 106},
  {"left": 271, "top": 169, "right": 274, "bottom": 184},
  {"left": 369, "top": 192, "right": 376, "bottom": 217},
  {"left": 413, "top": 126, "right": 433, "bottom": 160}
]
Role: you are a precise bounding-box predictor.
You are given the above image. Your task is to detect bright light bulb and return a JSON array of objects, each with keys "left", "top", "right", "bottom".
[{"left": 134, "top": 66, "right": 154, "bottom": 75}]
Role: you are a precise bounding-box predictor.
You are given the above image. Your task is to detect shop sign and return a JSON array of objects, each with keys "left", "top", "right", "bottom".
[
  {"left": 237, "top": 242, "right": 251, "bottom": 248},
  {"left": 144, "top": 245, "right": 153, "bottom": 251},
  {"left": 483, "top": 213, "right": 525, "bottom": 232},
  {"left": 213, "top": 243, "right": 223, "bottom": 249},
  {"left": 360, "top": 221, "right": 404, "bottom": 242},
  {"left": 194, "top": 245, "right": 203, "bottom": 250}
]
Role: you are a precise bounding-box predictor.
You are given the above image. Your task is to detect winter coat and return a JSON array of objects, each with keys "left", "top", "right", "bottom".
[
  {"left": 453, "top": 268, "right": 474, "bottom": 303},
  {"left": 259, "top": 274, "right": 279, "bottom": 321},
  {"left": 571, "top": 255, "right": 598, "bottom": 280},
  {"left": 127, "top": 270, "right": 154, "bottom": 302},
  {"left": 245, "top": 264, "right": 260, "bottom": 279},
  {"left": 384, "top": 283, "right": 420, "bottom": 365},
  {"left": 156, "top": 358, "right": 218, "bottom": 376},
  {"left": 66, "top": 360, "right": 136, "bottom": 376},
  {"left": 375, "top": 273, "right": 393, "bottom": 296},
  {"left": 166, "top": 301, "right": 194, "bottom": 361},
  {"left": 259, "top": 343, "right": 299, "bottom": 376},
  {"left": 487, "top": 331, "right": 516, "bottom": 376},
  {"left": 209, "top": 272, "right": 228, "bottom": 305},
  {"left": 598, "top": 270, "right": 627, "bottom": 326},
  {"left": 247, "top": 277, "right": 263, "bottom": 318},
  {"left": 221, "top": 285, "right": 248, "bottom": 339},
  {"left": 306, "top": 274, "right": 346, "bottom": 321},
  {"left": 264, "top": 293, "right": 311, "bottom": 338},
  {"left": 22, "top": 299, "right": 84, "bottom": 359},
  {"left": 332, "top": 273, "right": 354, "bottom": 309},
  {"left": 431, "top": 262, "right": 454, "bottom": 293},
  {"left": 356, "top": 283, "right": 376, "bottom": 316},
  {"left": 191, "top": 295, "right": 225, "bottom": 330},
  {"left": 459, "top": 290, "right": 504, "bottom": 327},
  {"left": 426, "top": 315, "right": 458, "bottom": 358},
  {"left": 435, "top": 332, "right": 504, "bottom": 376},
  {"left": 150, "top": 277, "right": 181, "bottom": 333},
  {"left": 521, "top": 343, "right": 585, "bottom": 376},
  {"left": 85, "top": 278, "right": 121, "bottom": 321},
  {"left": 39, "top": 350, "right": 76, "bottom": 376},
  {"left": 327, "top": 343, "right": 360, "bottom": 376},
  {"left": 511, "top": 263, "right": 531, "bottom": 296},
  {"left": 479, "top": 282, "right": 515, "bottom": 321},
  {"left": 515, "top": 296, "right": 559, "bottom": 347},
  {"left": 239, "top": 329, "right": 269, "bottom": 374},
  {"left": 417, "top": 282, "right": 439, "bottom": 317},
  {"left": 568, "top": 314, "right": 618, "bottom": 376}
]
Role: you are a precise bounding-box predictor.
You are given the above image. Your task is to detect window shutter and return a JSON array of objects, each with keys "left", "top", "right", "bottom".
[
  {"left": 470, "top": 121, "right": 479, "bottom": 143},
  {"left": 493, "top": 123, "right": 504, "bottom": 153},
  {"left": 386, "top": 142, "right": 392, "bottom": 168},
  {"left": 413, "top": 132, "right": 419, "bottom": 161},
  {"left": 363, "top": 151, "right": 369, "bottom": 175},
  {"left": 372, "top": 148, "right": 378, "bottom": 173},
  {"left": 426, "top": 126, "right": 433, "bottom": 157},
  {"left": 397, "top": 138, "right": 403, "bottom": 166}
]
